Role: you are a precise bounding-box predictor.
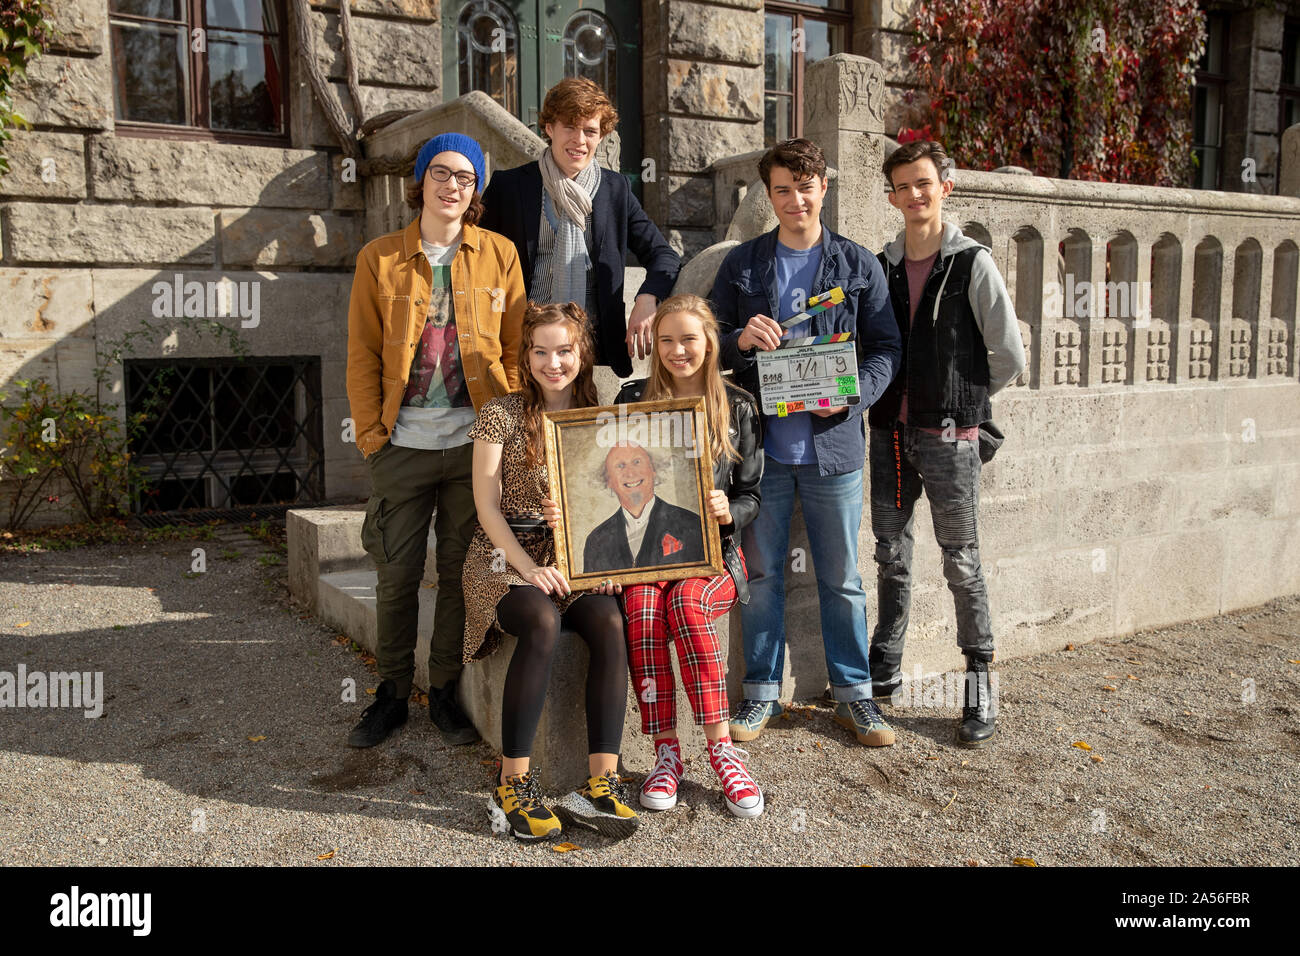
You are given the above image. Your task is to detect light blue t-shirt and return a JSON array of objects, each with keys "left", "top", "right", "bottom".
[{"left": 763, "top": 239, "right": 823, "bottom": 465}]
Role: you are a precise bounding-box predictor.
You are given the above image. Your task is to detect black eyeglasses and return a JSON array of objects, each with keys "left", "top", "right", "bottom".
[{"left": 426, "top": 165, "right": 478, "bottom": 189}]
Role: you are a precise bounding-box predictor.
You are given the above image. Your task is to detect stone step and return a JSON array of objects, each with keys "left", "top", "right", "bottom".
[{"left": 316, "top": 568, "right": 707, "bottom": 783}]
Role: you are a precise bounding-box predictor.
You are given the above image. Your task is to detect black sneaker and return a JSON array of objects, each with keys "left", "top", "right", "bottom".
[
  {"left": 957, "top": 656, "right": 997, "bottom": 747},
  {"left": 346, "top": 679, "right": 408, "bottom": 748},
  {"left": 428, "top": 678, "right": 479, "bottom": 745}
]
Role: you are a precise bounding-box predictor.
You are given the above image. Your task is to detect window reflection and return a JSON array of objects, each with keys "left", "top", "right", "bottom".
[
  {"left": 458, "top": 0, "right": 520, "bottom": 116},
  {"left": 563, "top": 10, "right": 617, "bottom": 92}
]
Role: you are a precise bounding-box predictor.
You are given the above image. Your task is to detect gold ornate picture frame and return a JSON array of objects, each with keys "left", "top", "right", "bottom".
[{"left": 543, "top": 396, "right": 725, "bottom": 589}]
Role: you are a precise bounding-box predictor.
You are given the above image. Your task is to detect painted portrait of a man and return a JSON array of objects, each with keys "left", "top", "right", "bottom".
[{"left": 582, "top": 442, "right": 705, "bottom": 573}]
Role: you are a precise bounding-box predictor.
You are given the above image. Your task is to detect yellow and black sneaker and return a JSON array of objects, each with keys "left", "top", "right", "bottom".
[
  {"left": 488, "top": 770, "right": 562, "bottom": 842},
  {"left": 554, "top": 772, "right": 641, "bottom": 840}
]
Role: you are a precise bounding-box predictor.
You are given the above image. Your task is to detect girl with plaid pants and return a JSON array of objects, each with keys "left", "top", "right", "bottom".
[{"left": 613, "top": 295, "right": 766, "bottom": 818}]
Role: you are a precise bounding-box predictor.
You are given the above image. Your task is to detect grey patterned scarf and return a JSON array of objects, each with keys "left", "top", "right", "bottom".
[{"left": 535, "top": 148, "right": 601, "bottom": 308}]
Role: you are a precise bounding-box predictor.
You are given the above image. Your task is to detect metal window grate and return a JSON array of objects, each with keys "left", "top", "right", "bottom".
[{"left": 125, "top": 356, "right": 325, "bottom": 515}]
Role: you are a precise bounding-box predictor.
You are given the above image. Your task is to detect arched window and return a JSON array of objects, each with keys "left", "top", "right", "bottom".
[
  {"left": 457, "top": 0, "right": 519, "bottom": 115},
  {"left": 563, "top": 10, "right": 616, "bottom": 91}
]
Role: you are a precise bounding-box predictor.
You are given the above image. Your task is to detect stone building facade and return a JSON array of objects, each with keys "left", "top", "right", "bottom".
[{"left": 1, "top": 0, "right": 1296, "bottom": 525}]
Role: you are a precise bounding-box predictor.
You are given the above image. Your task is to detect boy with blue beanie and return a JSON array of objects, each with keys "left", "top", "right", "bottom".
[{"left": 346, "top": 132, "right": 525, "bottom": 749}]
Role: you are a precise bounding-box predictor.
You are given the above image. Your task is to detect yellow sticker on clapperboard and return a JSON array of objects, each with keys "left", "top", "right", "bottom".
[{"left": 776, "top": 402, "right": 788, "bottom": 418}]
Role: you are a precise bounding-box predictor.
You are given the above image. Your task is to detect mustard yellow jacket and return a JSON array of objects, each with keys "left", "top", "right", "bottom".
[{"left": 346, "top": 218, "right": 525, "bottom": 457}]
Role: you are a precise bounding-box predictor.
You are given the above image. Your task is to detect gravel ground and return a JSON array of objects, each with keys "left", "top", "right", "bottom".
[{"left": 1, "top": 526, "right": 1297, "bottom": 867}]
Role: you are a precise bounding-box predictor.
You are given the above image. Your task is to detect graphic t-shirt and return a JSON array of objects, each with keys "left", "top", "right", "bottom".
[
  {"left": 762, "top": 238, "right": 823, "bottom": 466},
  {"left": 390, "top": 237, "right": 477, "bottom": 449}
]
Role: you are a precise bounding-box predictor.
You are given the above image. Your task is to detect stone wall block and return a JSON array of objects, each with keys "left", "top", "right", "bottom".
[
  {"left": 48, "top": 0, "right": 107, "bottom": 54},
  {"left": 663, "top": 116, "right": 761, "bottom": 174},
  {"left": 220, "top": 209, "right": 364, "bottom": 267},
  {"left": 666, "top": 2, "right": 762, "bottom": 65},
  {"left": 666, "top": 60, "right": 762, "bottom": 121},
  {"left": 1114, "top": 530, "right": 1225, "bottom": 634},
  {"left": 91, "top": 137, "right": 332, "bottom": 208},
  {"left": 309, "top": 0, "right": 437, "bottom": 19},
  {"left": 89, "top": 270, "right": 352, "bottom": 361},
  {"left": 312, "top": 11, "right": 440, "bottom": 88},
  {"left": 0, "top": 268, "right": 94, "bottom": 339},
  {"left": 11, "top": 54, "right": 113, "bottom": 130},
  {"left": 5, "top": 204, "right": 216, "bottom": 265},
  {"left": 665, "top": 175, "right": 714, "bottom": 228},
  {"left": 332, "top": 156, "right": 366, "bottom": 210},
  {"left": 0, "top": 131, "right": 87, "bottom": 200}
]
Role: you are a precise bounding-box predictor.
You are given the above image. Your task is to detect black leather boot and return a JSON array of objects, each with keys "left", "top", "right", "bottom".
[
  {"left": 347, "top": 679, "right": 408, "bottom": 748},
  {"left": 429, "top": 679, "right": 479, "bottom": 745},
  {"left": 957, "top": 655, "right": 996, "bottom": 747}
]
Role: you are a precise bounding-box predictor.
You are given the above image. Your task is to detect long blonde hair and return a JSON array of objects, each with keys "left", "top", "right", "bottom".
[
  {"left": 642, "top": 294, "right": 739, "bottom": 464},
  {"left": 518, "top": 301, "right": 599, "bottom": 467}
]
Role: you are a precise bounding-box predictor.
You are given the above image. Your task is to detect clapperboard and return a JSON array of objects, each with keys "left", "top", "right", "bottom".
[{"left": 754, "top": 287, "right": 860, "bottom": 417}]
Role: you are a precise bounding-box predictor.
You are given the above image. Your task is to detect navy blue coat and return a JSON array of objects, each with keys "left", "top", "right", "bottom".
[
  {"left": 480, "top": 161, "right": 681, "bottom": 377},
  {"left": 710, "top": 224, "right": 902, "bottom": 476}
]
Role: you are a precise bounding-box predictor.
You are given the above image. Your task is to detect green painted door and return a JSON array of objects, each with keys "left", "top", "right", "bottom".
[{"left": 442, "top": 1, "right": 641, "bottom": 185}]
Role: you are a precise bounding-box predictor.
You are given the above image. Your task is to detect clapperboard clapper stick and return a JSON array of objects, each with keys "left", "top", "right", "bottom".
[
  {"left": 757, "top": 286, "right": 861, "bottom": 418},
  {"left": 779, "top": 286, "right": 845, "bottom": 330}
]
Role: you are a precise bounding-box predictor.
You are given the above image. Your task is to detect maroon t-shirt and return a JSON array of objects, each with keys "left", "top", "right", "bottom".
[{"left": 899, "top": 251, "right": 979, "bottom": 441}]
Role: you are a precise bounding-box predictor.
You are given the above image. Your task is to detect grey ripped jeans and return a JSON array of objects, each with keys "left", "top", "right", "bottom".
[{"left": 867, "top": 423, "right": 995, "bottom": 690}]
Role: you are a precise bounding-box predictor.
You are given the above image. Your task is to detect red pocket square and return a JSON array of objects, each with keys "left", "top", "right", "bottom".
[{"left": 662, "top": 533, "right": 682, "bottom": 556}]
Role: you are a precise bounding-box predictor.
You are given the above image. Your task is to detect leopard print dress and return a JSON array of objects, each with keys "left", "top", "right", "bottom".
[{"left": 461, "top": 393, "right": 581, "bottom": 662}]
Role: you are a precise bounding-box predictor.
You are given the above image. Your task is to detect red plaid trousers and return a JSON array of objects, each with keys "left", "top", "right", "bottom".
[{"left": 623, "top": 552, "right": 744, "bottom": 735}]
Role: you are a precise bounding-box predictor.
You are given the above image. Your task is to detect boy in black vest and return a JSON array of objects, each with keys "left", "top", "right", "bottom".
[{"left": 868, "top": 141, "right": 1025, "bottom": 746}]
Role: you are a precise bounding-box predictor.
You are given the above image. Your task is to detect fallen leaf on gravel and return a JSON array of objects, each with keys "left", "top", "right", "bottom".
[
  {"left": 1288, "top": 659, "right": 1300, "bottom": 665},
  {"left": 16, "top": 622, "right": 30, "bottom": 628},
  {"left": 924, "top": 755, "right": 940, "bottom": 761},
  {"left": 941, "top": 790, "right": 957, "bottom": 811},
  {"left": 365, "top": 687, "right": 376, "bottom": 696},
  {"left": 317, "top": 849, "right": 335, "bottom": 860},
  {"left": 1125, "top": 658, "right": 1141, "bottom": 665},
  {"left": 1013, "top": 857, "right": 1038, "bottom": 867},
  {"left": 1090, "top": 754, "right": 1104, "bottom": 763},
  {"left": 1104, "top": 674, "right": 1122, "bottom": 679},
  {"left": 1102, "top": 685, "right": 1117, "bottom": 692},
  {"left": 1204, "top": 784, "right": 1211, "bottom": 790},
  {"left": 1072, "top": 741, "right": 1093, "bottom": 751},
  {"left": 781, "top": 712, "right": 792, "bottom": 721},
  {"left": 479, "top": 759, "right": 497, "bottom": 766},
  {"left": 1184, "top": 710, "right": 1192, "bottom": 716},
  {"left": 410, "top": 789, "right": 425, "bottom": 795},
  {"left": 1056, "top": 725, "right": 1063, "bottom": 732},
  {"left": 552, "top": 842, "right": 580, "bottom": 853},
  {"left": 814, "top": 741, "right": 823, "bottom": 750},
  {"left": 1127, "top": 674, "right": 1140, "bottom": 680},
  {"left": 966, "top": 859, "right": 979, "bottom": 866},
  {"left": 247, "top": 735, "right": 267, "bottom": 742},
  {"left": 1065, "top": 644, "right": 1074, "bottom": 651},
  {"left": 960, "top": 760, "right": 969, "bottom": 766},
  {"left": 796, "top": 747, "right": 805, "bottom": 753}
]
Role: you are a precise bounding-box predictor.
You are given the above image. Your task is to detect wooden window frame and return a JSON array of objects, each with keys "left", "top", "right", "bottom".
[
  {"left": 764, "top": 1, "right": 852, "bottom": 145},
  {"left": 109, "top": 0, "right": 291, "bottom": 146},
  {"left": 1191, "top": 8, "right": 1230, "bottom": 190}
]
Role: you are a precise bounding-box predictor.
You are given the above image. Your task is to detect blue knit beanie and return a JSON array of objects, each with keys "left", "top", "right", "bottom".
[{"left": 413, "top": 133, "right": 486, "bottom": 190}]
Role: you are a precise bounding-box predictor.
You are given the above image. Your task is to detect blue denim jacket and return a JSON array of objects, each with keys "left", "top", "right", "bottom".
[{"left": 710, "top": 225, "right": 902, "bottom": 476}]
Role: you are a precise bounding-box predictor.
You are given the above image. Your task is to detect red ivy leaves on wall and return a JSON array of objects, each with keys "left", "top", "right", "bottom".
[{"left": 906, "top": 0, "right": 1206, "bottom": 186}]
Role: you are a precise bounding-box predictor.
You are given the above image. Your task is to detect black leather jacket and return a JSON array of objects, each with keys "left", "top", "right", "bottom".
[{"left": 613, "top": 378, "right": 763, "bottom": 603}]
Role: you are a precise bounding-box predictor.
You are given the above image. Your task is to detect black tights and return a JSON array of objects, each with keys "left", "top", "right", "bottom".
[{"left": 497, "top": 587, "right": 627, "bottom": 759}]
